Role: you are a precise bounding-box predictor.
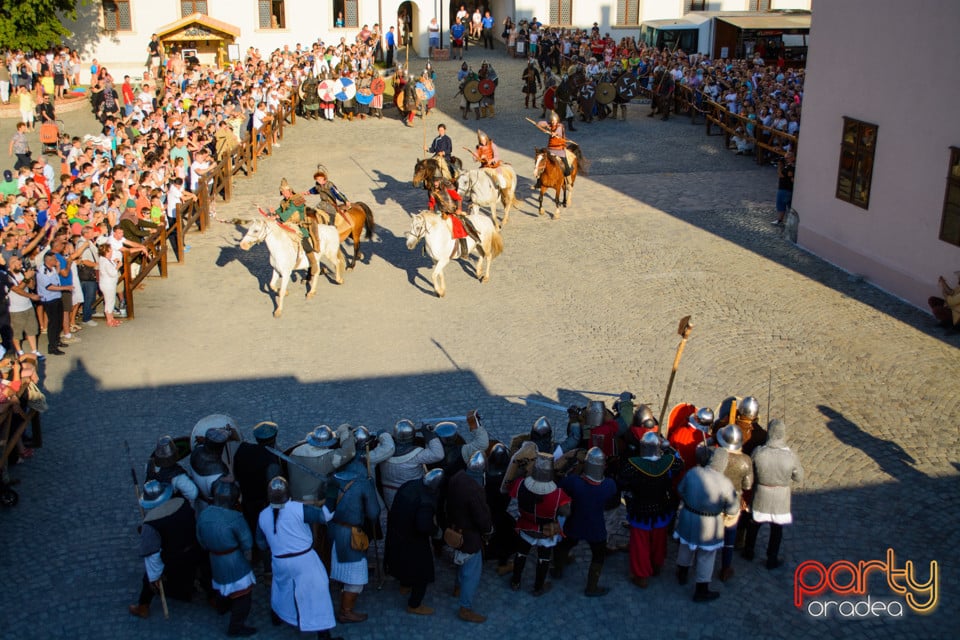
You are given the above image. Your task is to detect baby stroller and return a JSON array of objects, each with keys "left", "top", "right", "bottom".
[{"left": 40, "top": 119, "right": 64, "bottom": 155}]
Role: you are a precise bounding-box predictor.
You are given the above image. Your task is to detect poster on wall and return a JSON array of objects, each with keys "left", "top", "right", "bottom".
[{"left": 227, "top": 44, "right": 241, "bottom": 61}]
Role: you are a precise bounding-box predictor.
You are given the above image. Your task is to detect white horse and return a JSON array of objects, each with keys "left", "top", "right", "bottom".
[
  {"left": 405, "top": 210, "right": 504, "bottom": 298},
  {"left": 456, "top": 166, "right": 517, "bottom": 229},
  {"left": 239, "top": 215, "right": 344, "bottom": 317}
]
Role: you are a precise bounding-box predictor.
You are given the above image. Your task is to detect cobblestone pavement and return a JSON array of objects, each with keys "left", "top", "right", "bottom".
[{"left": 2, "top": 45, "right": 957, "bottom": 639}]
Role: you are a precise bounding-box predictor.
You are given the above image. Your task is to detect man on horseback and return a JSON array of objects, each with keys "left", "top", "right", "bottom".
[
  {"left": 309, "top": 167, "right": 351, "bottom": 226},
  {"left": 537, "top": 111, "right": 575, "bottom": 192},
  {"left": 471, "top": 130, "right": 506, "bottom": 190},
  {"left": 428, "top": 175, "right": 483, "bottom": 259},
  {"left": 425, "top": 123, "right": 456, "bottom": 181},
  {"left": 274, "top": 178, "right": 321, "bottom": 277}
]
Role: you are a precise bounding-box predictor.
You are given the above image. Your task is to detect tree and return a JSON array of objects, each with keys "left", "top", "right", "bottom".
[{"left": 0, "top": 0, "right": 82, "bottom": 51}]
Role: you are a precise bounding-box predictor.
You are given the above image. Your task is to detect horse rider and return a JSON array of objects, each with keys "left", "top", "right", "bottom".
[
  {"left": 427, "top": 175, "right": 482, "bottom": 258},
  {"left": 274, "top": 178, "right": 322, "bottom": 278},
  {"left": 425, "top": 123, "right": 456, "bottom": 181},
  {"left": 308, "top": 167, "right": 351, "bottom": 226},
  {"left": 536, "top": 111, "right": 575, "bottom": 191},
  {"left": 471, "top": 130, "right": 506, "bottom": 190}
]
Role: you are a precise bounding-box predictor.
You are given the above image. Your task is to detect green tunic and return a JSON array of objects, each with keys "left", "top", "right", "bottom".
[{"left": 275, "top": 198, "right": 308, "bottom": 237}]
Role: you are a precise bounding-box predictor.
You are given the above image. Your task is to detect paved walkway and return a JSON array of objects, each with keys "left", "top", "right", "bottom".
[{"left": 2, "top": 47, "right": 957, "bottom": 639}]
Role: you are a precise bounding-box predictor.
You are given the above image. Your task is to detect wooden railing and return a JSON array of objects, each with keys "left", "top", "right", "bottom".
[{"left": 120, "top": 227, "right": 169, "bottom": 321}]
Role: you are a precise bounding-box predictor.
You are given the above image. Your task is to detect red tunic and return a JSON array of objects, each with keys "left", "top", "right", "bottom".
[
  {"left": 667, "top": 424, "right": 709, "bottom": 474},
  {"left": 428, "top": 188, "right": 467, "bottom": 239},
  {"left": 509, "top": 477, "right": 572, "bottom": 537}
]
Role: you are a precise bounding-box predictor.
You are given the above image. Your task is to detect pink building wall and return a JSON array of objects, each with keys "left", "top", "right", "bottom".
[{"left": 793, "top": 0, "right": 960, "bottom": 310}]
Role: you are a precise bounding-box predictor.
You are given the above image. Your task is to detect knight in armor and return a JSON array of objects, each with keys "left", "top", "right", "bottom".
[
  {"left": 300, "top": 71, "right": 320, "bottom": 120},
  {"left": 484, "top": 442, "right": 519, "bottom": 576},
  {"left": 674, "top": 447, "right": 739, "bottom": 602},
  {"left": 527, "top": 415, "right": 580, "bottom": 455},
  {"left": 624, "top": 403, "right": 662, "bottom": 457},
  {"left": 539, "top": 68, "right": 557, "bottom": 119},
  {"left": 521, "top": 60, "right": 541, "bottom": 109},
  {"left": 446, "top": 451, "right": 493, "bottom": 623},
  {"left": 145, "top": 435, "right": 198, "bottom": 505},
  {"left": 337, "top": 69, "right": 357, "bottom": 121},
  {"left": 713, "top": 424, "right": 753, "bottom": 582},
  {"left": 472, "top": 130, "right": 506, "bottom": 189},
  {"left": 378, "top": 419, "right": 444, "bottom": 509},
  {"left": 196, "top": 478, "right": 257, "bottom": 637},
  {"left": 256, "top": 477, "right": 341, "bottom": 639},
  {"left": 128, "top": 481, "right": 213, "bottom": 619},
  {"left": 308, "top": 167, "right": 351, "bottom": 225},
  {"left": 457, "top": 62, "right": 478, "bottom": 120},
  {"left": 427, "top": 174, "right": 482, "bottom": 259},
  {"left": 232, "top": 422, "right": 281, "bottom": 550},
  {"left": 327, "top": 441, "right": 381, "bottom": 624},
  {"left": 535, "top": 111, "right": 575, "bottom": 191},
  {"left": 287, "top": 424, "right": 356, "bottom": 503},
  {"left": 355, "top": 68, "right": 373, "bottom": 120},
  {"left": 385, "top": 469, "right": 444, "bottom": 615},
  {"left": 553, "top": 448, "right": 619, "bottom": 597},
  {"left": 477, "top": 61, "right": 497, "bottom": 118},
  {"left": 618, "top": 432, "right": 684, "bottom": 588},
  {"left": 716, "top": 396, "right": 768, "bottom": 456},
  {"left": 555, "top": 75, "right": 577, "bottom": 132},
  {"left": 506, "top": 453, "right": 572, "bottom": 596},
  {"left": 402, "top": 73, "right": 419, "bottom": 127},
  {"left": 649, "top": 68, "right": 675, "bottom": 121},
  {"left": 668, "top": 407, "right": 713, "bottom": 477},
  {"left": 274, "top": 177, "right": 321, "bottom": 279},
  {"left": 742, "top": 419, "right": 803, "bottom": 570},
  {"left": 425, "top": 123, "right": 456, "bottom": 181},
  {"left": 188, "top": 427, "right": 231, "bottom": 512}
]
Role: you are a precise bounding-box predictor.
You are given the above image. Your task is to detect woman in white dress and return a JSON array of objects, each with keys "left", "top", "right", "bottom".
[{"left": 97, "top": 243, "right": 122, "bottom": 327}]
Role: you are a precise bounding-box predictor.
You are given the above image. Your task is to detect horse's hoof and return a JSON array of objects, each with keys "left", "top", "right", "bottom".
[
  {"left": 306, "top": 291, "right": 316, "bottom": 299},
  {"left": 273, "top": 310, "right": 282, "bottom": 318},
  {"left": 335, "top": 278, "right": 343, "bottom": 285}
]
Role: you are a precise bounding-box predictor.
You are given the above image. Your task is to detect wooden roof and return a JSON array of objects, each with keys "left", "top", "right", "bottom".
[{"left": 155, "top": 13, "right": 240, "bottom": 41}]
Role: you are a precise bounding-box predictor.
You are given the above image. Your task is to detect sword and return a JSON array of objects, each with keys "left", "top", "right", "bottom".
[
  {"left": 566, "top": 389, "right": 625, "bottom": 398},
  {"left": 265, "top": 446, "right": 330, "bottom": 481},
  {"left": 419, "top": 415, "right": 467, "bottom": 423},
  {"left": 522, "top": 397, "right": 568, "bottom": 412}
]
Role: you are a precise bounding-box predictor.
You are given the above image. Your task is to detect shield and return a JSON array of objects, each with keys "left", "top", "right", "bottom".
[
  {"left": 543, "top": 86, "right": 556, "bottom": 110},
  {"left": 355, "top": 90, "right": 373, "bottom": 105},
  {"left": 415, "top": 86, "right": 427, "bottom": 103},
  {"left": 317, "top": 79, "right": 337, "bottom": 103},
  {"left": 478, "top": 78, "right": 496, "bottom": 97},
  {"left": 616, "top": 74, "right": 639, "bottom": 100},
  {"left": 555, "top": 447, "right": 586, "bottom": 478},
  {"left": 666, "top": 403, "right": 697, "bottom": 438},
  {"left": 421, "top": 77, "right": 436, "bottom": 99},
  {"left": 597, "top": 82, "right": 616, "bottom": 105},
  {"left": 714, "top": 396, "right": 741, "bottom": 430},
  {"left": 370, "top": 76, "right": 385, "bottom": 95},
  {"left": 578, "top": 81, "right": 596, "bottom": 102},
  {"left": 462, "top": 79, "right": 481, "bottom": 103},
  {"left": 334, "top": 77, "right": 356, "bottom": 101},
  {"left": 500, "top": 440, "right": 537, "bottom": 493}
]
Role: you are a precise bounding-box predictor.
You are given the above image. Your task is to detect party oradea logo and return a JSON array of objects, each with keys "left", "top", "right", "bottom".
[{"left": 794, "top": 549, "right": 938, "bottom": 618}]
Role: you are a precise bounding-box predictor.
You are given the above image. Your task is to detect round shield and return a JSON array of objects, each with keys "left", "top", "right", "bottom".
[
  {"left": 370, "top": 76, "right": 385, "bottom": 96},
  {"left": 394, "top": 91, "right": 404, "bottom": 110},
  {"left": 616, "top": 74, "right": 639, "bottom": 101},
  {"left": 421, "top": 77, "right": 436, "bottom": 99},
  {"left": 356, "top": 90, "right": 373, "bottom": 105},
  {"left": 335, "top": 77, "right": 356, "bottom": 101},
  {"left": 478, "top": 78, "right": 495, "bottom": 97},
  {"left": 415, "top": 86, "right": 427, "bottom": 103},
  {"left": 578, "top": 82, "right": 596, "bottom": 102},
  {"left": 543, "top": 86, "right": 556, "bottom": 110},
  {"left": 597, "top": 82, "right": 616, "bottom": 105},
  {"left": 190, "top": 414, "right": 242, "bottom": 451},
  {"left": 317, "top": 79, "right": 337, "bottom": 103},
  {"left": 463, "top": 79, "right": 481, "bottom": 103}
]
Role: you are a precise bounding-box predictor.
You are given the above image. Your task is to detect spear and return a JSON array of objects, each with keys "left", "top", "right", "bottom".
[
  {"left": 124, "top": 440, "right": 169, "bottom": 619},
  {"left": 658, "top": 316, "right": 693, "bottom": 434}
]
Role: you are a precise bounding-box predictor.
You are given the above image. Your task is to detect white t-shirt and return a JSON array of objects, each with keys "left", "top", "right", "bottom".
[{"left": 8, "top": 272, "right": 34, "bottom": 313}]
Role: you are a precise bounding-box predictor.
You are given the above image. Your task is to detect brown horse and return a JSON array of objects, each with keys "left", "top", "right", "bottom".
[
  {"left": 534, "top": 144, "right": 585, "bottom": 219},
  {"left": 315, "top": 202, "right": 375, "bottom": 269},
  {"left": 412, "top": 156, "right": 463, "bottom": 188}
]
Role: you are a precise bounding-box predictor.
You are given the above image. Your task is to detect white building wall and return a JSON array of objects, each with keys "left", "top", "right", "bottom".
[{"left": 793, "top": 0, "right": 960, "bottom": 309}]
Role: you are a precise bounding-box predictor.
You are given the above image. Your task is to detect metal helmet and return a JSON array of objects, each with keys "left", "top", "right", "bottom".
[
  {"left": 393, "top": 419, "right": 416, "bottom": 446},
  {"left": 477, "top": 129, "right": 490, "bottom": 145},
  {"left": 353, "top": 425, "right": 373, "bottom": 450},
  {"left": 204, "top": 427, "right": 230, "bottom": 450},
  {"left": 211, "top": 476, "right": 240, "bottom": 508},
  {"left": 422, "top": 468, "right": 444, "bottom": 492},
  {"left": 583, "top": 447, "right": 606, "bottom": 483},
  {"left": 531, "top": 452, "right": 555, "bottom": 484},
  {"left": 584, "top": 401, "right": 606, "bottom": 428},
  {"left": 487, "top": 442, "right": 510, "bottom": 475},
  {"left": 268, "top": 476, "right": 290, "bottom": 507},
  {"left": 153, "top": 435, "right": 178, "bottom": 468},
  {"left": 633, "top": 403, "right": 655, "bottom": 427},
  {"left": 531, "top": 416, "right": 552, "bottom": 439},
  {"left": 639, "top": 431, "right": 662, "bottom": 457},
  {"left": 738, "top": 396, "right": 760, "bottom": 421},
  {"left": 434, "top": 421, "right": 458, "bottom": 443},
  {"left": 547, "top": 110, "right": 560, "bottom": 125},
  {"left": 716, "top": 424, "right": 743, "bottom": 452},
  {"left": 467, "top": 450, "right": 487, "bottom": 474},
  {"left": 140, "top": 480, "right": 173, "bottom": 510},
  {"left": 689, "top": 408, "right": 714, "bottom": 432},
  {"left": 306, "top": 425, "right": 337, "bottom": 448}
]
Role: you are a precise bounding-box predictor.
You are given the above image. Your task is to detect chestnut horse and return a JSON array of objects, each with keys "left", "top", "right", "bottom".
[
  {"left": 314, "top": 202, "right": 376, "bottom": 269},
  {"left": 533, "top": 144, "right": 585, "bottom": 219},
  {"left": 412, "top": 156, "right": 464, "bottom": 188}
]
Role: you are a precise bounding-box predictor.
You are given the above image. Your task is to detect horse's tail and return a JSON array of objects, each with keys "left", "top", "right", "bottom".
[
  {"left": 568, "top": 142, "right": 589, "bottom": 175},
  {"left": 358, "top": 202, "right": 375, "bottom": 239},
  {"left": 488, "top": 229, "right": 504, "bottom": 259}
]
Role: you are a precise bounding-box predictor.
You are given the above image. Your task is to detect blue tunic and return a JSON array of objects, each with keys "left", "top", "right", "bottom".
[{"left": 557, "top": 475, "right": 618, "bottom": 543}]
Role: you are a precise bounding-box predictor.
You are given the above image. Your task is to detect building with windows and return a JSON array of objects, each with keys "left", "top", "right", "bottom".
[{"left": 792, "top": 0, "right": 960, "bottom": 310}]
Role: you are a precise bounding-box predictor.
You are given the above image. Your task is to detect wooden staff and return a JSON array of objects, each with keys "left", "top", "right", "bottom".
[
  {"left": 658, "top": 316, "right": 693, "bottom": 433},
  {"left": 461, "top": 146, "right": 478, "bottom": 161},
  {"left": 525, "top": 117, "right": 554, "bottom": 136},
  {"left": 125, "top": 440, "right": 169, "bottom": 619}
]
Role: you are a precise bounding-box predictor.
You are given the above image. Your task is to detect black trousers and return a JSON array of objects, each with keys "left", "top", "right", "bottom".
[{"left": 41, "top": 298, "right": 62, "bottom": 352}]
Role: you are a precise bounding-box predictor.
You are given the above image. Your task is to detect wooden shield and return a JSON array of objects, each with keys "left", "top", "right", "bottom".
[
  {"left": 370, "top": 76, "right": 385, "bottom": 96},
  {"left": 478, "top": 78, "right": 496, "bottom": 96},
  {"left": 463, "top": 79, "right": 482, "bottom": 103},
  {"left": 597, "top": 82, "right": 616, "bottom": 105},
  {"left": 500, "top": 440, "right": 537, "bottom": 493},
  {"left": 317, "top": 79, "right": 337, "bottom": 103},
  {"left": 543, "top": 86, "right": 556, "bottom": 110},
  {"left": 555, "top": 447, "right": 586, "bottom": 478},
  {"left": 667, "top": 403, "right": 697, "bottom": 438},
  {"left": 577, "top": 81, "right": 596, "bottom": 116},
  {"left": 616, "top": 74, "right": 639, "bottom": 100}
]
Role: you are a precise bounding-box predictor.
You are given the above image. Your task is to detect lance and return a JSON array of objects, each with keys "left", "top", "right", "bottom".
[
  {"left": 525, "top": 117, "right": 552, "bottom": 135},
  {"left": 566, "top": 389, "right": 626, "bottom": 398},
  {"left": 658, "top": 315, "right": 693, "bottom": 434},
  {"left": 125, "top": 440, "right": 169, "bottom": 619},
  {"left": 523, "top": 397, "right": 568, "bottom": 413}
]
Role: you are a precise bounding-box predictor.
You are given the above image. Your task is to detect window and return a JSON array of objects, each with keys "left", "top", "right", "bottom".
[
  {"left": 259, "top": 0, "right": 286, "bottom": 29},
  {"left": 749, "top": 0, "right": 772, "bottom": 10},
  {"left": 181, "top": 1, "right": 208, "bottom": 16},
  {"left": 333, "top": 0, "right": 359, "bottom": 28},
  {"left": 835, "top": 117, "right": 877, "bottom": 209},
  {"left": 939, "top": 147, "right": 960, "bottom": 246},
  {"left": 549, "top": 0, "right": 572, "bottom": 26},
  {"left": 617, "top": 0, "right": 640, "bottom": 26},
  {"left": 103, "top": 1, "right": 132, "bottom": 32},
  {"left": 688, "top": 0, "right": 707, "bottom": 11}
]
